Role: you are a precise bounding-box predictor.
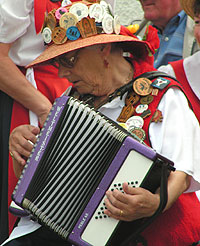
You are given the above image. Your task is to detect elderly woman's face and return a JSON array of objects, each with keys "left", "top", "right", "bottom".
[{"left": 57, "top": 46, "right": 114, "bottom": 97}]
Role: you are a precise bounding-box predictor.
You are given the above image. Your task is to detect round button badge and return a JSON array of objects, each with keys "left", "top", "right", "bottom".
[
  {"left": 102, "top": 14, "right": 114, "bottom": 34},
  {"left": 69, "top": 3, "right": 89, "bottom": 21},
  {"left": 113, "top": 15, "right": 120, "bottom": 34},
  {"left": 55, "top": 7, "right": 67, "bottom": 20},
  {"left": 66, "top": 26, "right": 80, "bottom": 40},
  {"left": 59, "top": 12, "right": 78, "bottom": 30},
  {"left": 42, "top": 27, "right": 52, "bottom": 44},
  {"left": 140, "top": 95, "right": 154, "bottom": 105},
  {"left": 133, "top": 78, "right": 152, "bottom": 96},
  {"left": 89, "top": 3, "right": 104, "bottom": 22},
  {"left": 126, "top": 116, "right": 144, "bottom": 129},
  {"left": 136, "top": 104, "right": 148, "bottom": 114},
  {"left": 100, "top": 0, "right": 108, "bottom": 17},
  {"left": 129, "top": 127, "right": 146, "bottom": 141},
  {"left": 61, "top": 0, "right": 72, "bottom": 7}
]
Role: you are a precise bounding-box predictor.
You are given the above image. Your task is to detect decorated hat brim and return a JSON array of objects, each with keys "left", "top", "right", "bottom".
[{"left": 28, "top": 34, "right": 152, "bottom": 67}]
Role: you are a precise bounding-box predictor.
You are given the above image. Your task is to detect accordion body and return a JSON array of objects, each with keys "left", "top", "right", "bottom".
[{"left": 12, "top": 95, "right": 173, "bottom": 246}]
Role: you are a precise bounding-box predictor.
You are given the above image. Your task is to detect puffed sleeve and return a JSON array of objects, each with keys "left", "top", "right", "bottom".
[
  {"left": 0, "top": 0, "right": 33, "bottom": 42},
  {"left": 149, "top": 87, "right": 200, "bottom": 192}
]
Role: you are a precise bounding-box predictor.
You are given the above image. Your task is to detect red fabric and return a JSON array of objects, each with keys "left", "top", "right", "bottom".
[
  {"left": 170, "top": 59, "right": 200, "bottom": 123},
  {"left": 8, "top": 65, "right": 71, "bottom": 234},
  {"left": 34, "top": 0, "right": 47, "bottom": 34},
  {"left": 46, "top": 0, "right": 63, "bottom": 13},
  {"left": 141, "top": 193, "right": 200, "bottom": 246}
]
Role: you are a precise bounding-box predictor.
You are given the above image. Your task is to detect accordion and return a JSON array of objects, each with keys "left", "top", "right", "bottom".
[{"left": 11, "top": 95, "right": 174, "bottom": 246}]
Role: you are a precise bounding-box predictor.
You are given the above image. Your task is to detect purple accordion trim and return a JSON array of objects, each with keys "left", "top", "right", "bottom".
[{"left": 12, "top": 96, "right": 69, "bottom": 206}]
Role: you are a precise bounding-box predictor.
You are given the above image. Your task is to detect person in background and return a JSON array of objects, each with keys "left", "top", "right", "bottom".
[
  {"left": 158, "top": 2, "right": 200, "bottom": 230},
  {"left": 159, "top": 0, "right": 200, "bottom": 123},
  {"left": 137, "top": 0, "right": 199, "bottom": 68},
  {"left": 0, "top": 0, "right": 74, "bottom": 243},
  {"left": 2, "top": 1, "right": 200, "bottom": 245}
]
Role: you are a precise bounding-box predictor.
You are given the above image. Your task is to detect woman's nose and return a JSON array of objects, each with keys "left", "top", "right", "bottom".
[{"left": 58, "top": 65, "right": 71, "bottom": 78}]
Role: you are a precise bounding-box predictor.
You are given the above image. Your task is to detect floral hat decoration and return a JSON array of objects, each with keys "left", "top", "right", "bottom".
[{"left": 28, "top": 0, "right": 159, "bottom": 67}]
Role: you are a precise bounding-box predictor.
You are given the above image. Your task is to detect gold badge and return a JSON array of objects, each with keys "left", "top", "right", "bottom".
[
  {"left": 151, "top": 88, "right": 159, "bottom": 96},
  {"left": 46, "top": 11, "right": 57, "bottom": 31},
  {"left": 125, "top": 91, "right": 140, "bottom": 106},
  {"left": 133, "top": 78, "right": 152, "bottom": 96},
  {"left": 129, "top": 127, "right": 146, "bottom": 141},
  {"left": 152, "top": 109, "right": 163, "bottom": 123},
  {"left": 52, "top": 27, "right": 68, "bottom": 44},
  {"left": 140, "top": 95, "right": 154, "bottom": 105},
  {"left": 77, "top": 17, "right": 97, "bottom": 38},
  {"left": 140, "top": 109, "right": 151, "bottom": 119},
  {"left": 117, "top": 105, "right": 135, "bottom": 123}
]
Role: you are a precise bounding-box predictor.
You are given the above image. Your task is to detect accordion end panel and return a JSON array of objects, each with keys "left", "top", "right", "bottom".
[
  {"left": 11, "top": 95, "right": 69, "bottom": 208},
  {"left": 68, "top": 136, "right": 158, "bottom": 246}
]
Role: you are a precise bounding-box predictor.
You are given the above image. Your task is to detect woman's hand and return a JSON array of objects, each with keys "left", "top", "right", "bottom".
[
  {"left": 104, "top": 182, "right": 160, "bottom": 221},
  {"left": 9, "top": 125, "right": 40, "bottom": 178},
  {"left": 104, "top": 171, "right": 191, "bottom": 222}
]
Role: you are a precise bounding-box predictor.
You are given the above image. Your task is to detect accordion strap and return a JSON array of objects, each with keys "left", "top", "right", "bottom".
[
  {"left": 120, "top": 161, "right": 170, "bottom": 246},
  {"left": 95, "top": 71, "right": 180, "bottom": 110},
  {"left": 109, "top": 71, "right": 180, "bottom": 102}
]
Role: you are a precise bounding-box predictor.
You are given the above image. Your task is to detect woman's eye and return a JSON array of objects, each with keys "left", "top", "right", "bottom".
[{"left": 194, "top": 18, "right": 200, "bottom": 25}]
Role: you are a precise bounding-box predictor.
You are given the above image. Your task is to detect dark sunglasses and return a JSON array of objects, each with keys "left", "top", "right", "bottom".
[{"left": 50, "top": 50, "right": 80, "bottom": 69}]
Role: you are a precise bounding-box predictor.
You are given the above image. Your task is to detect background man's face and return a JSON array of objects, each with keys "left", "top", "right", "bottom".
[{"left": 140, "top": 0, "right": 182, "bottom": 29}]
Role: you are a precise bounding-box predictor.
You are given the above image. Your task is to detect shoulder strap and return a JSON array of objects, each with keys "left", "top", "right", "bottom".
[
  {"left": 109, "top": 71, "right": 180, "bottom": 102},
  {"left": 137, "top": 71, "right": 180, "bottom": 82}
]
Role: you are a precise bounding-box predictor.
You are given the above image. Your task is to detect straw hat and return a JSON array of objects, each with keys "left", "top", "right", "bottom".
[
  {"left": 28, "top": 0, "right": 156, "bottom": 67},
  {"left": 180, "top": 0, "right": 195, "bottom": 19}
]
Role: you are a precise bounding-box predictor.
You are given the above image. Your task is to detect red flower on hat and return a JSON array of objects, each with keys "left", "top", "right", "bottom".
[
  {"left": 119, "top": 25, "right": 158, "bottom": 77},
  {"left": 120, "top": 25, "right": 160, "bottom": 56},
  {"left": 142, "top": 25, "right": 160, "bottom": 55}
]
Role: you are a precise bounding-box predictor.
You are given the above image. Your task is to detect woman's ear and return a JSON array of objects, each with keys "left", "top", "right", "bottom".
[
  {"left": 100, "top": 44, "right": 112, "bottom": 68},
  {"left": 100, "top": 43, "right": 112, "bottom": 57}
]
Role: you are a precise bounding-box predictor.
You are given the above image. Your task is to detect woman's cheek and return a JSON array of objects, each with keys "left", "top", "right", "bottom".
[{"left": 194, "top": 25, "right": 200, "bottom": 44}]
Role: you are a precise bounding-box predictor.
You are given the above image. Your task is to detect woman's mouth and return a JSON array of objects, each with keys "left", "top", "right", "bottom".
[{"left": 72, "top": 80, "right": 79, "bottom": 84}]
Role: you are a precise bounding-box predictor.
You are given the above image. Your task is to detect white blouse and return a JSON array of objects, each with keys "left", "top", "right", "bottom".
[
  {"left": 99, "top": 87, "right": 200, "bottom": 193},
  {"left": 0, "top": 0, "right": 45, "bottom": 66}
]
